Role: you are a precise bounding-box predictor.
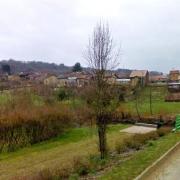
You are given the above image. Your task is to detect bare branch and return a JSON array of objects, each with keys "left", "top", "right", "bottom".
[{"left": 85, "top": 22, "right": 121, "bottom": 75}]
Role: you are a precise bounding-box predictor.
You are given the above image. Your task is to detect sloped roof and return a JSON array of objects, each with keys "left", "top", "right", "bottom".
[
  {"left": 58, "top": 72, "right": 92, "bottom": 80},
  {"left": 130, "top": 70, "right": 148, "bottom": 78},
  {"left": 150, "top": 75, "right": 168, "bottom": 82},
  {"left": 170, "top": 70, "right": 180, "bottom": 74}
]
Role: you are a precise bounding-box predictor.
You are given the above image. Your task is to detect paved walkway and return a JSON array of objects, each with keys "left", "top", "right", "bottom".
[
  {"left": 120, "top": 126, "right": 156, "bottom": 134},
  {"left": 145, "top": 146, "right": 180, "bottom": 180}
]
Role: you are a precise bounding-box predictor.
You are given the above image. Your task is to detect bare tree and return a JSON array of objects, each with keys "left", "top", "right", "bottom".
[{"left": 85, "top": 22, "right": 120, "bottom": 159}]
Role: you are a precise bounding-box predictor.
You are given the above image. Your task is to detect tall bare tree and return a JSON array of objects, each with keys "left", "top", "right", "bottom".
[{"left": 85, "top": 22, "right": 120, "bottom": 159}]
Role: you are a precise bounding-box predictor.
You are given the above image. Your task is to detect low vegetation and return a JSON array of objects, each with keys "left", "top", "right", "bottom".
[
  {"left": 101, "top": 132, "right": 180, "bottom": 180},
  {"left": 0, "top": 124, "right": 129, "bottom": 179},
  {"left": 12, "top": 127, "right": 173, "bottom": 180},
  {"left": 0, "top": 104, "right": 74, "bottom": 152},
  {"left": 115, "top": 127, "right": 171, "bottom": 154},
  {"left": 0, "top": 83, "right": 179, "bottom": 179},
  {"left": 0, "top": 89, "right": 94, "bottom": 153}
]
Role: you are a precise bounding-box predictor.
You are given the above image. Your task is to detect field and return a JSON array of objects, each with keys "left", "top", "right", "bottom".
[
  {"left": 121, "top": 86, "right": 180, "bottom": 116},
  {"left": 0, "top": 124, "right": 129, "bottom": 179},
  {"left": 0, "top": 123, "right": 179, "bottom": 179},
  {"left": 0, "top": 86, "right": 180, "bottom": 179},
  {"left": 1, "top": 86, "right": 180, "bottom": 116}
]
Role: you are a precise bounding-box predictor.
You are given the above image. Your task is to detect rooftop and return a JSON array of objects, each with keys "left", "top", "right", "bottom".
[{"left": 130, "top": 70, "right": 148, "bottom": 78}]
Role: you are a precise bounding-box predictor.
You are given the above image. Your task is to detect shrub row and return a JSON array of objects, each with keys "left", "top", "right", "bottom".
[
  {"left": 0, "top": 105, "right": 73, "bottom": 152},
  {"left": 115, "top": 127, "right": 171, "bottom": 154}
]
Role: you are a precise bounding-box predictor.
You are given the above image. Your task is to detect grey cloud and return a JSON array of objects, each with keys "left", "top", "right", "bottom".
[{"left": 0, "top": 0, "right": 180, "bottom": 72}]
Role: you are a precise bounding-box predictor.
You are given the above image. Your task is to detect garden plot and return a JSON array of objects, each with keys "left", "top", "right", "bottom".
[{"left": 120, "top": 125, "right": 156, "bottom": 134}]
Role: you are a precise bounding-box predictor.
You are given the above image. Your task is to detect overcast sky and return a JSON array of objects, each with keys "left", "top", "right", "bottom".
[{"left": 0, "top": 0, "right": 180, "bottom": 72}]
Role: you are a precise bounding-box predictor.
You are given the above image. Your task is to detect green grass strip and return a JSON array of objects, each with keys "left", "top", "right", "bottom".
[
  {"left": 101, "top": 132, "right": 180, "bottom": 180},
  {"left": 0, "top": 124, "right": 129, "bottom": 161}
]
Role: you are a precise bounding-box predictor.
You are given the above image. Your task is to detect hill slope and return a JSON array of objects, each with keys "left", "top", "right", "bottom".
[{"left": 0, "top": 59, "right": 163, "bottom": 75}]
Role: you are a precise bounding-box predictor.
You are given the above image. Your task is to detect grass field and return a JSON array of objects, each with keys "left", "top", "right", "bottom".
[
  {"left": 0, "top": 90, "right": 44, "bottom": 106},
  {"left": 0, "top": 124, "right": 129, "bottom": 179},
  {"left": 0, "top": 91, "right": 11, "bottom": 105},
  {"left": 121, "top": 86, "right": 180, "bottom": 116},
  {"left": 101, "top": 132, "right": 180, "bottom": 180},
  {"left": 0, "top": 122, "right": 179, "bottom": 180}
]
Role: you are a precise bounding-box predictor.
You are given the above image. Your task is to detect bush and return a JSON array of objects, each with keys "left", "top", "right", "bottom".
[
  {"left": 157, "top": 127, "right": 171, "bottom": 137},
  {"left": 56, "top": 88, "right": 73, "bottom": 101},
  {"left": 0, "top": 104, "right": 74, "bottom": 152},
  {"left": 73, "top": 156, "right": 90, "bottom": 176},
  {"left": 124, "top": 137, "right": 142, "bottom": 150},
  {"left": 115, "top": 140, "right": 129, "bottom": 154},
  {"left": 115, "top": 131, "right": 160, "bottom": 154},
  {"left": 89, "top": 154, "right": 108, "bottom": 171}
]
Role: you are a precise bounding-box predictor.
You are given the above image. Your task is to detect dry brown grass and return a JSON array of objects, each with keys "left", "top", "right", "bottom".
[{"left": 0, "top": 90, "right": 75, "bottom": 152}]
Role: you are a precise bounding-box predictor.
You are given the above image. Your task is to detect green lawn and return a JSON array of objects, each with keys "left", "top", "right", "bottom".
[
  {"left": 122, "top": 86, "right": 180, "bottom": 116},
  {"left": 0, "top": 123, "right": 179, "bottom": 180},
  {"left": 0, "top": 91, "right": 11, "bottom": 105},
  {"left": 0, "top": 124, "right": 129, "bottom": 179},
  {"left": 100, "top": 132, "right": 180, "bottom": 180}
]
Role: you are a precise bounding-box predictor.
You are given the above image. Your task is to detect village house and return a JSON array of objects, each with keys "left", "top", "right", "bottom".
[
  {"left": 115, "top": 73, "right": 131, "bottom": 85},
  {"left": 167, "top": 70, "right": 180, "bottom": 95},
  {"left": 168, "top": 82, "right": 180, "bottom": 93},
  {"left": 34, "top": 73, "right": 50, "bottom": 84},
  {"left": 104, "top": 72, "right": 118, "bottom": 84},
  {"left": 116, "top": 78, "right": 131, "bottom": 85},
  {"left": 68, "top": 72, "right": 92, "bottom": 87},
  {"left": 130, "top": 70, "right": 149, "bottom": 87},
  {"left": 57, "top": 72, "right": 92, "bottom": 88},
  {"left": 76, "top": 73, "right": 92, "bottom": 87},
  {"left": 44, "top": 75, "right": 59, "bottom": 87},
  {"left": 169, "top": 70, "right": 180, "bottom": 82},
  {"left": 149, "top": 75, "right": 168, "bottom": 84},
  {"left": 57, "top": 74, "right": 68, "bottom": 87}
]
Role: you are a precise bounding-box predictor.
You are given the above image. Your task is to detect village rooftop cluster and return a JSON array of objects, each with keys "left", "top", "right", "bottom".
[{"left": 0, "top": 66, "right": 180, "bottom": 90}]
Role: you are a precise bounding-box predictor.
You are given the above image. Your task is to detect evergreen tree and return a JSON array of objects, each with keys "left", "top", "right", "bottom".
[{"left": 72, "top": 62, "right": 82, "bottom": 72}]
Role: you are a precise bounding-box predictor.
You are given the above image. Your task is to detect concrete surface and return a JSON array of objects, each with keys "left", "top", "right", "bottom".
[
  {"left": 120, "top": 126, "right": 156, "bottom": 134},
  {"left": 145, "top": 145, "right": 180, "bottom": 180}
]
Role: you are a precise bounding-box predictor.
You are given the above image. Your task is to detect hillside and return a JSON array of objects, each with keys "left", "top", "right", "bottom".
[
  {"left": 0, "top": 59, "right": 72, "bottom": 74},
  {"left": 0, "top": 59, "right": 163, "bottom": 75}
]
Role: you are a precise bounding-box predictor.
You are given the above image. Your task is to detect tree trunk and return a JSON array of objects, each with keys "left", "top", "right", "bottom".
[{"left": 97, "top": 115, "right": 107, "bottom": 159}]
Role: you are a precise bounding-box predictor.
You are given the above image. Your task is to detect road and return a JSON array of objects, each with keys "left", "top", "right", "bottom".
[{"left": 145, "top": 145, "right": 180, "bottom": 180}]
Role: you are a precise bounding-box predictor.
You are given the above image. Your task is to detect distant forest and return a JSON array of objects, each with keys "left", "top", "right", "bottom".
[{"left": 0, "top": 59, "right": 162, "bottom": 76}]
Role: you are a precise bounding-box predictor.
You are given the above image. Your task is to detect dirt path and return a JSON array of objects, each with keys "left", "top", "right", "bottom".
[
  {"left": 145, "top": 145, "right": 180, "bottom": 180},
  {"left": 0, "top": 131, "right": 127, "bottom": 180}
]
